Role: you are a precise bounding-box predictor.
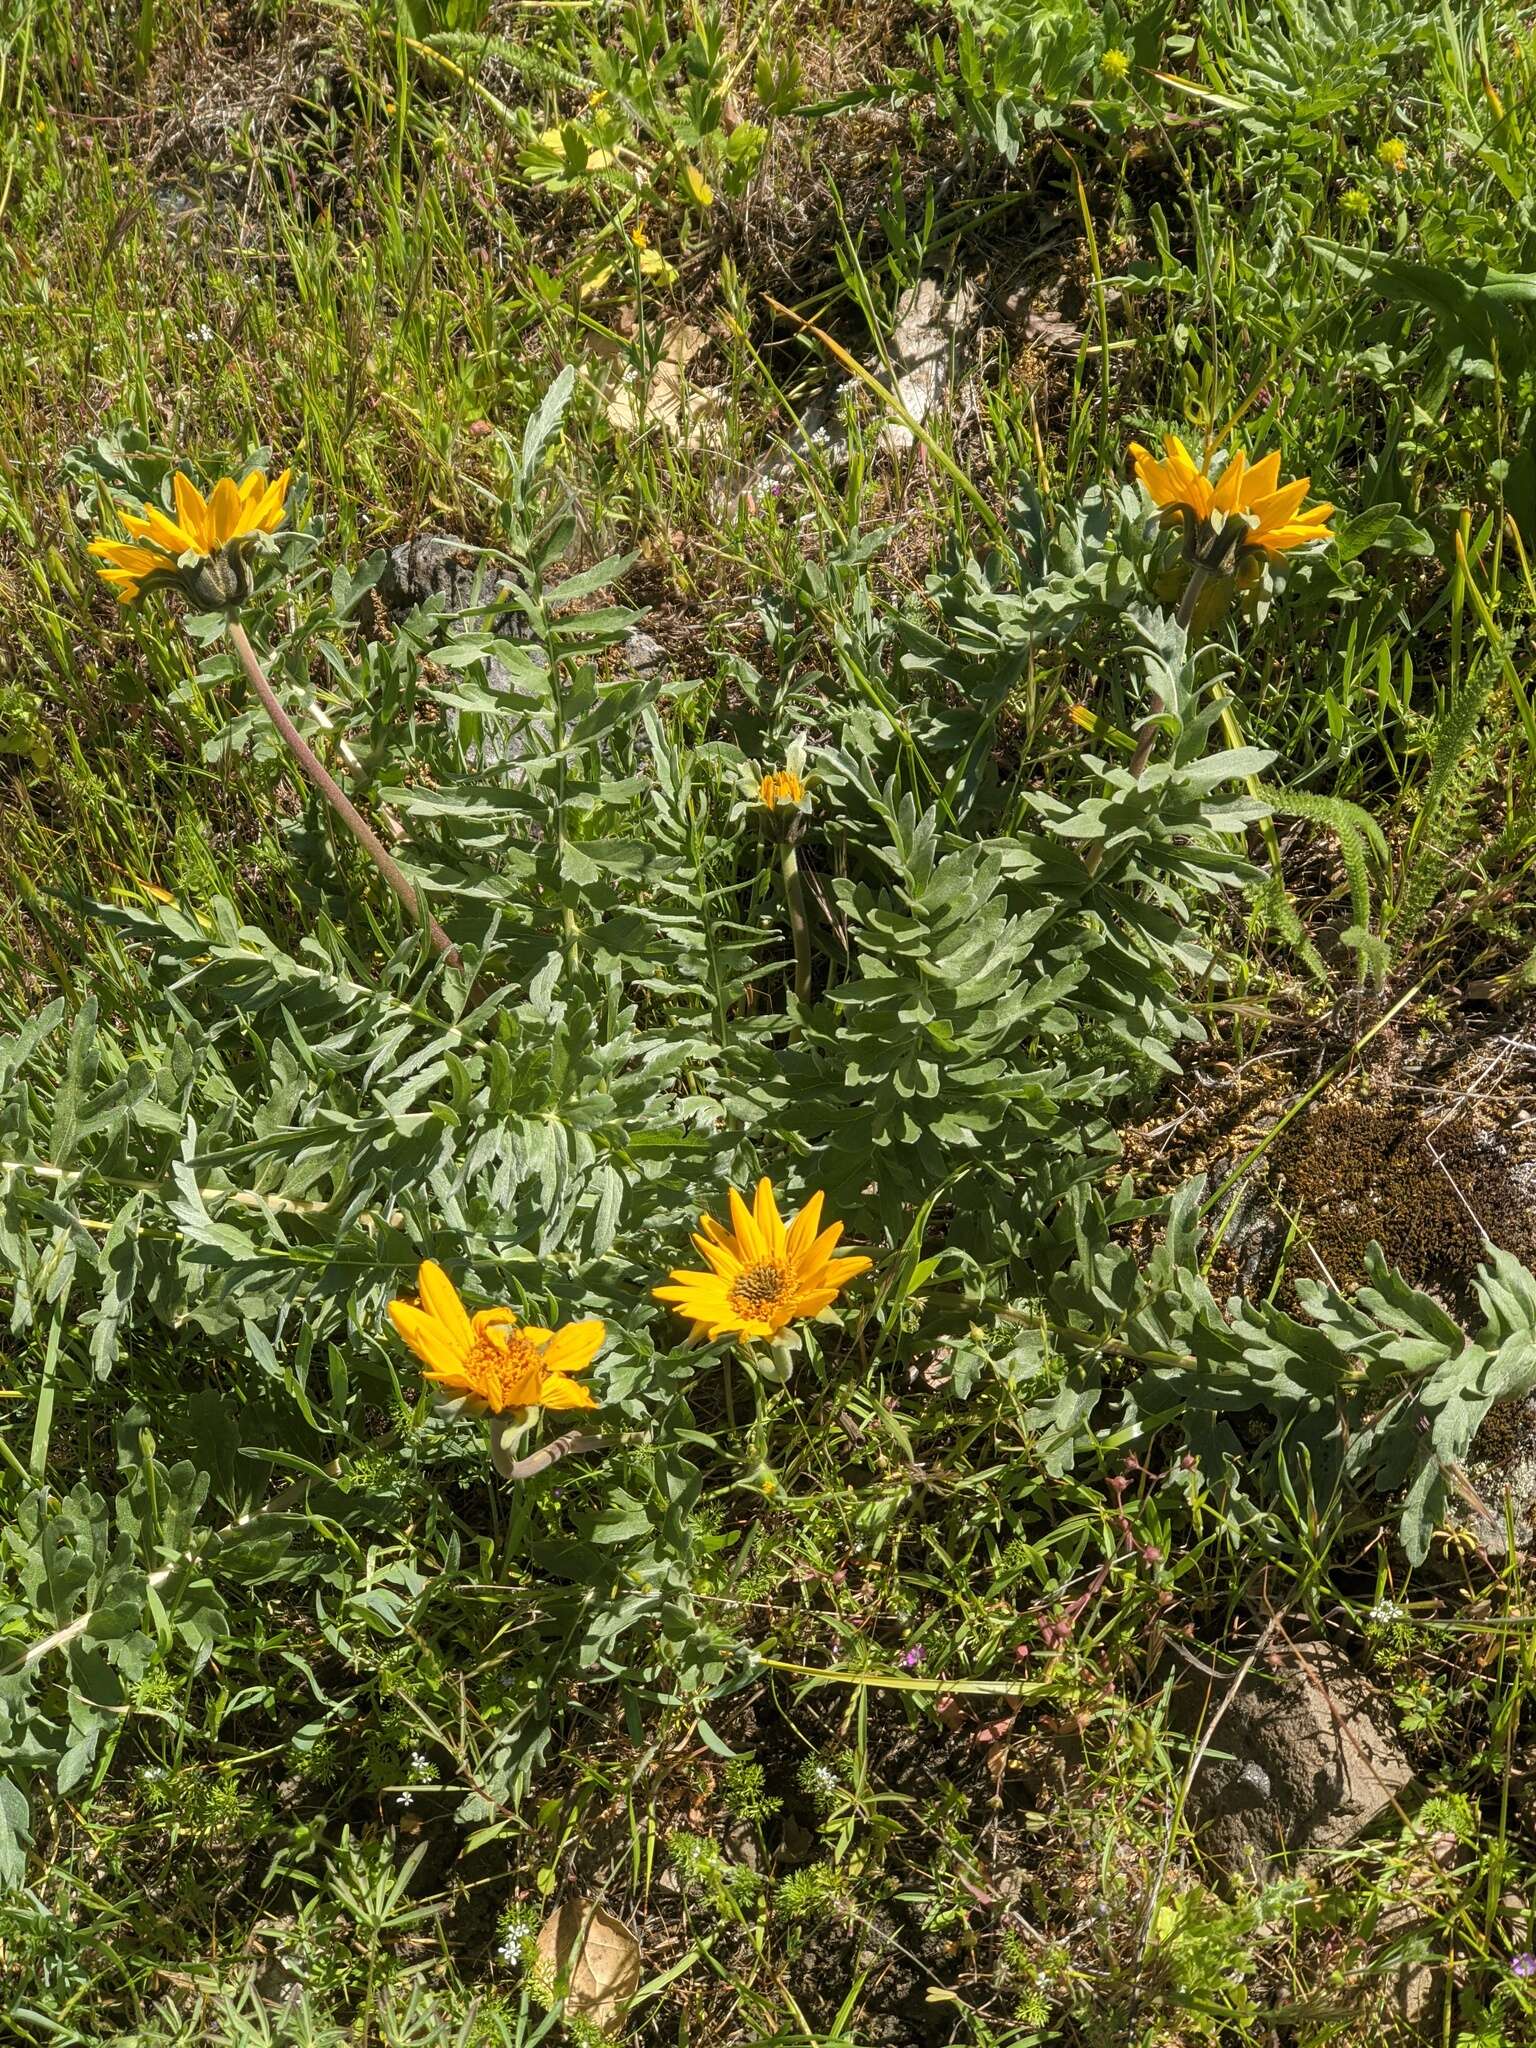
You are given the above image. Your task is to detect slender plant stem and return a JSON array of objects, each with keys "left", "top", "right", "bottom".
[
  {"left": 1127, "top": 560, "right": 1215, "bottom": 778},
  {"left": 504, "top": 1430, "right": 609, "bottom": 1481},
  {"left": 226, "top": 619, "right": 460, "bottom": 966},
  {"left": 780, "top": 835, "right": 813, "bottom": 1005},
  {"left": 1084, "top": 562, "right": 1216, "bottom": 879}
]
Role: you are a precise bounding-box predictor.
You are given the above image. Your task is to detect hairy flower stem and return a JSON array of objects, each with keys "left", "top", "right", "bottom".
[
  {"left": 780, "top": 834, "right": 813, "bottom": 1005},
  {"left": 1084, "top": 563, "right": 1216, "bottom": 880},
  {"left": 1127, "top": 561, "right": 1216, "bottom": 779},
  {"left": 502, "top": 1429, "right": 609, "bottom": 1481},
  {"left": 227, "top": 619, "right": 461, "bottom": 967}
]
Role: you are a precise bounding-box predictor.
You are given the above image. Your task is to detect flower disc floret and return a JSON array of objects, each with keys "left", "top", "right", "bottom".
[
  {"left": 654, "top": 1178, "right": 872, "bottom": 1343},
  {"left": 759, "top": 769, "right": 806, "bottom": 809}
]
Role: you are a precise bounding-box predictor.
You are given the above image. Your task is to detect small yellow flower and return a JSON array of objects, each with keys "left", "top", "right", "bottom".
[
  {"left": 654, "top": 1179, "right": 872, "bottom": 1344},
  {"left": 1100, "top": 47, "right": 1131, "bottom": 81},
  {"left": 1376, "top": 137, "right": 1408, "bottom": 172},
  {"left": 759, "top": 768, "right": 805, "bottom": 809},
  {"left": 1128, "top": 433, "right": 1334, "bottom": 563},
  {"left": 89, "top": 467, "right": 291, "bottom": 607},
  {"left": 389, "top": 1260, "right": 603, "bottom": 1416},
  {"left": 588, "top": 87, "right": 608, "bottom": 108},
  {"left": 629, "top": 223, "right": 650, "bottom": 250},
  {"left": 1339, "top": 186, "right": 1371, "bottom": 220}
]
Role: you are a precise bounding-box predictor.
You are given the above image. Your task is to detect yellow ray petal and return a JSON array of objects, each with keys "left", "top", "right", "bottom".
[
  {"left": 753, "top": 1177, "right": 787, "bottom": 1258},
  {"left": 542, "top": 1320, "right": 605, "bottom": 1374},
  {"left": 690, "top": 1233, "right": 742, "bottom": 1277},
  {"left": 823, "top": 1253, "right": 874, "bottom": 1284},
  {"left": 538, "top": 1372, "right": 599, "bottom": 1411},
  {"left": 726, "top": 1185, "right": 764, "bottom": 1261},
  {"left": 205, "top": 477, "right": 244, "bottom": 549},
  {"left": 250, "top": 468, "right": 292, "bottom": 533},
  {"left": 416, "top": 1260, "right": 472, "bottom": 1353},
  {"left": 1212, "top": 449, "right": 1248, "bottom": 514},
  {"left": 389, "top": 1298, "right": 465, "bottom": 1378},
  {"left": 172, "top": 472, "right": 211, "bottom": 554},
  {"left": 89, "top": 539, "right": 165, "bottom": 573},
  {"left": 785, "top": 1189, "right": 826, "bottom": 1260},
  {"left": 1248, "top": 478, "right": 1311, "bottom": 530},
  {"left": 125, "top": 501, "right": 197, "bottom": 553},
  {"left": 805, "top": 1220, "right": 848, "bottom": 1271}
]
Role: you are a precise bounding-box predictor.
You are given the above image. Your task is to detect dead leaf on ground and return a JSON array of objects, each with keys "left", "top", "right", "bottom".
[
  {"left": 603, "top": 321, "right": 727, "bottom": 448},
  {"left": 535, "top": 1898, "right": 642, "bottom": 2033}
]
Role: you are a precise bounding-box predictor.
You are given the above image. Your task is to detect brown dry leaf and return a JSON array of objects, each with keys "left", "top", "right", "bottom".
[
  {"left": 603, "top": 323, "right": 726, "bottom": 449},
  {"left": 535, "top": 1899, "right": 642, "bottom": 2033}
]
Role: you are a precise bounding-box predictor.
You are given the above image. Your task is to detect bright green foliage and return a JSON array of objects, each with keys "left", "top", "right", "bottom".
[{"left": 7, "top": 0, "right": 1536, "bottom": 2039}]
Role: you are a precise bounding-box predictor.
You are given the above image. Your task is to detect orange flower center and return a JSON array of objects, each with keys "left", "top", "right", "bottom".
[
  {"left": 728, "top": 1258, "right": 791, "bottom": 1319},
  {"left": 464, "top": 1326, "right": 544, "bottom": 1412},
  {"left": 759, "top": 771, "right": 804, "bottom": 807}
]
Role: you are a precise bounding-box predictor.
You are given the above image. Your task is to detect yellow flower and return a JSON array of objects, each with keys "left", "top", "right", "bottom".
[
  {"left": 389, "top": 1260, "right": 603, "bottom": 1415},
  {"left": 89, "top": 467, "right": 291, "bottom": 606},
  {"left": 1100, "top": 47, "right": 1131, "bottom": 81},
  {"left": 1129, "top": 434, "right": 1334, "bottom": 563},
  {"left": 1377, "top": 137, "right": 1408, "bottom": 172},
  {"left": 629, "top": 223, "right": 650, "bottom": 250},
  {"left": 654, "top": 1178, "right": 872, "bottom": 1344},
  {"left": 759, "top": 768, "right": 806, "bottom": 809}
]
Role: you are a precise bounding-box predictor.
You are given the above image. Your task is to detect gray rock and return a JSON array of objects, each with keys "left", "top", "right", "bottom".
[
  {"left": 379, "top": 534, "right": 518, "bottom": 619},
  {"left": 875, "top": 275, "right": 983, "bottom": 458},
  {"left": 380, "top": 535, "right": 534, "bottom": 773},
  {"left": 379, "top": 535, "right": 658, "bottom": 776},
  {"left": 1175, "top": 1639, "right": 1414, "bottom": 1881},
  {"left": 741, "top": 277, "right": 982, "bottom": 501},
  {"left": 623, "top": 628, "right": 666, "bottom": 671}
]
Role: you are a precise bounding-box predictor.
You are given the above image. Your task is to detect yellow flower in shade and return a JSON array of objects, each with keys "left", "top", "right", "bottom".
[
  {"left": 759, "top": 768, "right": 806, "bottom": 809},
  {"left": 89, "top": 467, "right": 291, "bottom": 606},
  {"left": 388, "top": 1260, "right": 603, "bottom": 1416},
  {"left": 654, "top": 1179, "right": 873, "bottom": 1344},
  {"left": 1129, "top": 434, "right": 1334, "bottom": 564}
]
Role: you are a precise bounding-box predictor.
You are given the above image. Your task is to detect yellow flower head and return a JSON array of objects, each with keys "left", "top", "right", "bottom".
[
  {"left": 1100, "top": 46, "right": 1131, "bottom": 81},
  {"left": 89, "top": 467, "right": 291, "bottom": 608},
  {"left": 629, "top": 223, "right": 650, "bottom": 250},
  {"left": 1128, "top": 434, "right": 1333, "bottom": 566},
  {"left": 654, "top": 1178, "right": 872, "bottom": 1344},
  {"left": 759, "top": 768, "right": 806, "bottom": 809},
  {"left": 389, "top": 1260, "right": 603, "bottom": 1416},
  {"left": 1376, "top": 137, "right": 1408, "bottom": 172}
]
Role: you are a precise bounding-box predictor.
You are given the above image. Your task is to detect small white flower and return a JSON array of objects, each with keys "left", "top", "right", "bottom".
[
  {"left": 1369, "top": 1599, "right": 1407, "bottom": 1627},
  {"left": 188, "top": 324, "right": 215, "bottom": 344},
  {"left": 396, "top": 1789, "right": 413, "bottom": 1807}
]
